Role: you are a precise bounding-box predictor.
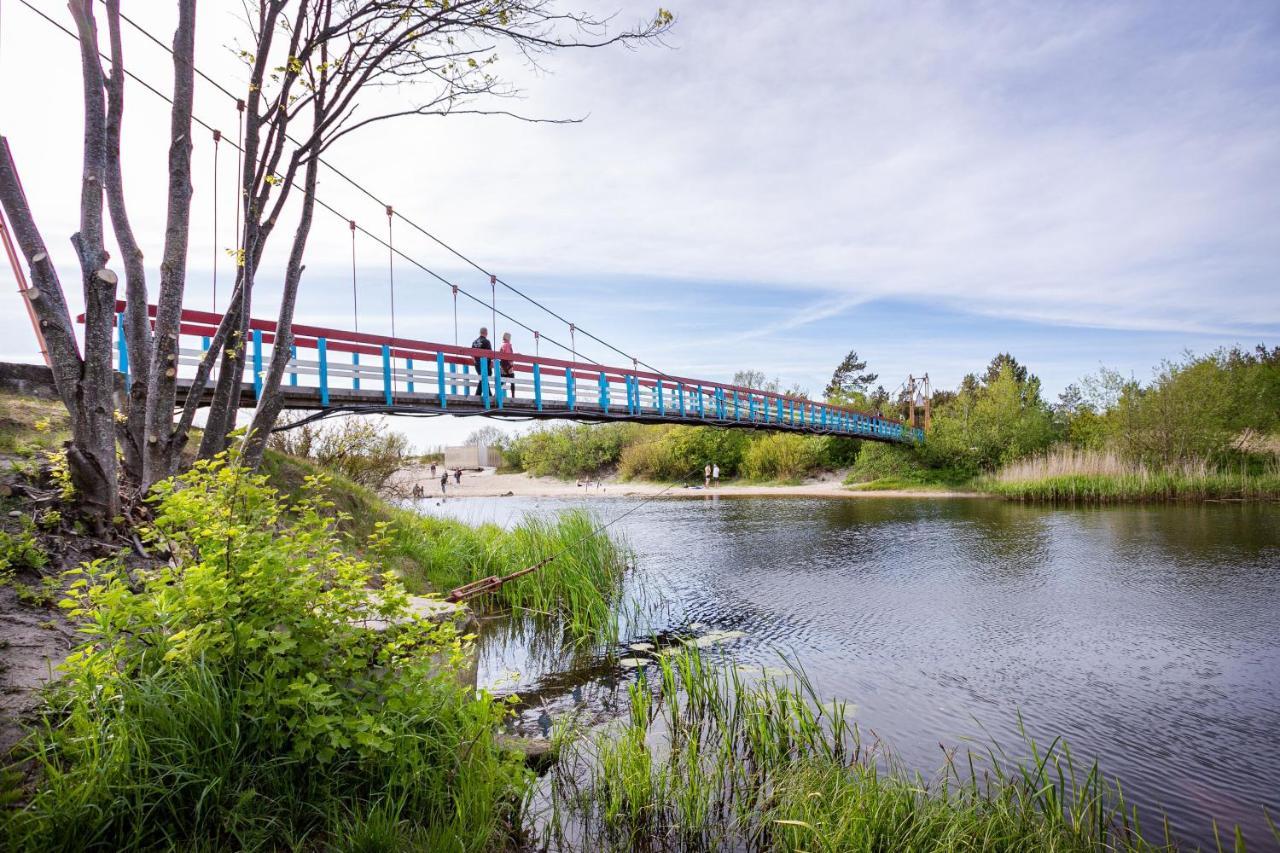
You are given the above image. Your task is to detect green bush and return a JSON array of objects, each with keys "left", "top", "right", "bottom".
[
  {"left": 0, "top": 517, "right": 48, "bottom": 581},
  {"left": 4, "top": 454, "right": 526, "bottom": 851},
  {"left": 268, "top": 416, "right": 412, "bottom": 489},
  {"left": 739, "top": 433, "right": 824, "bottom": 481},
  {"left": 506, "top": 423, "right": 642, "bottom": 478},
  {"left": 618, "top": 426, "right": 749, "bottom": 481}
]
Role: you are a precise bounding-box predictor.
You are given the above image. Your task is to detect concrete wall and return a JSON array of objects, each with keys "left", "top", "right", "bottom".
[
  {"left": 0, "top": 362, "right": 59, "bottom": 399},
  {"left": 444, "top": 444, "right": 502, "bottom": 469}
]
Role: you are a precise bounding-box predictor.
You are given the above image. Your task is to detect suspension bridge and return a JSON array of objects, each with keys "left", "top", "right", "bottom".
[
  {"left": 94, "top": 301, "right": 924, "bottom": 443},
  {"left": 2, "top": 1, "right": 928, "bottom": 446}
]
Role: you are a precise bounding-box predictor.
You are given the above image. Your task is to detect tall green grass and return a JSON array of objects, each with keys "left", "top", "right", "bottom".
[
  {"left": 540, "top": 648, "right": 1198, "bottom": 852},
  {"left": 985, "top": 447, "right": 1280, "bottom": 503},
  {"left": 262, "top": 449, "right": 631, "bottom": 644},
  {"left": 388, "top": 508, "right": 630, "bottom": 645}
]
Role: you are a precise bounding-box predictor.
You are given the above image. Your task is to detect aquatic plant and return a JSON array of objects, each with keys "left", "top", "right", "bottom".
[
  {"left": 539, "top": 647, "right": 1200, "bottom": 852},
  {"left": 984, "top": 447, "right": 1280, "bottom": 503}
]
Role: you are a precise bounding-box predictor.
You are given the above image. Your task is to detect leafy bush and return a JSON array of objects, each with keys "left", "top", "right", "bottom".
[
  {"left": 506, "top": 423, "right": 642, "bottom": 478},
  {"left": 5, "top": 454, "right": 525, "bottom": 850},
  {"left": 738, "top": 433, "right": 823, "bottom": 481},
  {"left": 618, "top": 426, "right": 750, "bottom": 481},
  {"left": 268, "top": 415, "right": 412, "bottom": 489},
  {"left": 0, "top": 517, "right": 48, "bottom": 581}
]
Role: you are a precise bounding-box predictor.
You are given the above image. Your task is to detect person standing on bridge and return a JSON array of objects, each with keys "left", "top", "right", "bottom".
[
  {"left": 471, "top": 327, "right": 493, "bottom": 395},
  {"left": 499, "top": 332, "right": 516, "bottom": 398}
]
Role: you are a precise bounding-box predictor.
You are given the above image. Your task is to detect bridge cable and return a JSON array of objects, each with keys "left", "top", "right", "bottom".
[
  {"left": 349, "top": 220, "right": 358, "bottom": 332},
  {"left": 93, "top": 1, "right": 669, "bottom": 377},
  {"left": 211, "top": 128, "right": 220, "bottom": 311}
]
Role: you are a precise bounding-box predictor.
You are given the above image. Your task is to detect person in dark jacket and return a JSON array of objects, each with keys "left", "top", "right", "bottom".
[{"left": 471, "top": 327, "right": 493, "bottom": 395}]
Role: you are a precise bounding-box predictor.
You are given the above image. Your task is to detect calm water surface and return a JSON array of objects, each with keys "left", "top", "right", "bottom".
[{"left": 416, "top": 495, "right": 1280, "bottom": 848}]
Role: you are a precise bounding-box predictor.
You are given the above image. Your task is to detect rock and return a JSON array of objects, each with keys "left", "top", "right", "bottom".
[
  {"left": 618, "top": 657, "right": 651, "bottom": 668},
  {"left": 496, "top": 734, "right": 559, "bottom": 773},
  {"left": 628, "top": 642, "right": 655, "bottom": 652}
]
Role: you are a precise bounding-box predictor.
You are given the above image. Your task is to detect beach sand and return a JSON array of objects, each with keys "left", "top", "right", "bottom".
[{"left": 390, "top": 465, "right": 982, "bottom": 500}]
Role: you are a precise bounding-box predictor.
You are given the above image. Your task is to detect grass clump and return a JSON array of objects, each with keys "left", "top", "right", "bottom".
[
  {"left": 3, "top": 453, "right": 527, "bottom": 852},
  {"left": 0, "top": 393, "right": 69, "bottom": 458},
  {"left": 543, "top": 648, "right": 1176, "bottom": 852},
  {"left": 844, "top": 442, "right": 969, "bottom": 491},
  {"left": 388, "top": 509, "right": 629, "bottom": 645},
  {"left": 984, "top": 447, "right": 1280, "bottom": 503},
  {"left": 262, "top": 448, "right": 629, "bottom": 644}
]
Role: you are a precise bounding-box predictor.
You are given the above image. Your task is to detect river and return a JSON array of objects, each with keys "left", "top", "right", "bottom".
[{"left": 415, "top": 495, "right": 1280, "bottom": 848}]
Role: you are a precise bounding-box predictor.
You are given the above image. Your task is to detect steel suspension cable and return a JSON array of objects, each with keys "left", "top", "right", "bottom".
[
  {"left": 211, "top": 128, "right": 220, "bottom": 311},
  {"left": 349, "top": 220, "right": 358, "bottom": 332},
  {"left": 386, "top": 205, "right": 395, "bottom": 340}
]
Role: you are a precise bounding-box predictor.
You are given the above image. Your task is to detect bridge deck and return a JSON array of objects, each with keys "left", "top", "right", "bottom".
[{"left": 116, "top": 303, "right": 921, "bottom": 444}]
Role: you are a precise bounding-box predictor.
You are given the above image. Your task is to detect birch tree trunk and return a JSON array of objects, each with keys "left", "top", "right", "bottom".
[{"left": 139, "top": 0, "right": 197, "bottom": 489}]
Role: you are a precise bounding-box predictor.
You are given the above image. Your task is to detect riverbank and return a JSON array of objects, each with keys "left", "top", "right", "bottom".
[{"left": 391, "top": 464, "right": 983, "bottom": 500}]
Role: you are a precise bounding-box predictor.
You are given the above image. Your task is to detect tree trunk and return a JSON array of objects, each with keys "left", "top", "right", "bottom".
[
  {"left": 67, "top": 0, "right": 120, "bottom": 519},
  {"left": 102, "top": 0, "right": 150, "bottom": 485},
  {"left": 141, "top": 0, "right": 197, "bottom": 490},
  {"left": 242, "top": 153, "right": 319, "bottom": 467}
]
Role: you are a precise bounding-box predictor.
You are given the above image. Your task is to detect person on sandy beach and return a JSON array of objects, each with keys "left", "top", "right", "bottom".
[
  {"left": 454, "top": 468, "right": 462, "bottom": 485},
  {"left": 704, "top": 463, "right": 711, "bottom": 487},
  {"left": 713, "top": 463, "right": 720, "bottom": 486},
  {"left": 440, "top": 472, "right": 448, "bottom": 495}
]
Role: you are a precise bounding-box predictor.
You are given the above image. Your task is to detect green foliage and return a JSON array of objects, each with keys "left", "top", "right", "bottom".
[
  {"left": 619, "top": 426, "right": 751, "bottom": 482},
  {"left": 924, "top": 361, "right": 1056, "bottom": 475},
  {"left": 387, "top": 508, "right": 629, "bottom": 645},
  {"left": 4, "top": 453, "right": 526, "bottom": 850},
  {"left": 545, "top": 648, "right": 1165, "bottom": 851},
  {"left": 506, "top": 423, "right": 643, "bottom": 478},
  {"left": 738, "top": 433, "right": 824, "bottom": 482},
  {"left": 0, "top": 516, "right": 48, "bottom": 582},
  {"left": 268, "top": 415, "right": 412, "bottom": 489},
  {"left": 844, "top": 442, "right": 968, "bottom": 489}
]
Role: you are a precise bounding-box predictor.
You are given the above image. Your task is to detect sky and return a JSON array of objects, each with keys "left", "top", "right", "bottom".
[{"left": 0, "top": 0, "right": 1277, "bottom": 447}]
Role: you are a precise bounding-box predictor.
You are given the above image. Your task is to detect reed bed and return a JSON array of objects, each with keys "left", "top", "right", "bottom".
[
  {"left": 984, "top": 447, "right": 1280, "bottom": 503},
  {"left": 538, "top": 648, "right": 1199, "bottom": 852},
  {"left": 389, "top": 508, "right": 630, "bottom": 645}
]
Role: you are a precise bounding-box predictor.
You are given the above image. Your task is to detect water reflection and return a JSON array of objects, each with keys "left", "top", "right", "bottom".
[{"left": 416, "top": 495, "right": 1280, "bottom": 848}]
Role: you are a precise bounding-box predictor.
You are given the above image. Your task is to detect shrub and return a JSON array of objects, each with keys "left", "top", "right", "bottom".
[
  {"left": 0, "top": 517, "right": 48, "bottom": 581},
  {"left": 5, "top": 454, "right": 525, "bottom": 850},
  {"left": 268, "top": 415, "right": 412, "bottom": 489},
  {"left": 507, "top": 423, "right": 641, "bottom": 478},
  {"left": 739, "top": 433, "right": 823, "bottom": 481}
]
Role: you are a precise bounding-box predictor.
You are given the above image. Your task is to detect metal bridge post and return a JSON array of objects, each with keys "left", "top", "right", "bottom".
[
  {"left": 318, "top": 337, "right": 330, "bottom": 406},
  {"left": 566, "top": 368, "right": 576, "bottom": 410},
  {"left": 436, "top": 352, "right": 446, "bottom": 409},
  {"left": 353, "top": 352, "right": 360, "bottom": 391},
  {"left": 480, "top": 358, "right": 491, "bottom": 409},
  {"left": 290, "top": 345, "right": 298, "bottom": 387},
  {"left": 495, "top": 358, "right": 505, "bottom": 409},
  {"left": 252, "top": 329, "right": 263, "bottom": 400},
  {"left": 657, "top": 380, "right": 665, "bottom": 416},
  {"left": 115, "top": 312, "right": 130, "bottom": 390},
  {"left": 696, "top": 385, "right": 705, "bottom": 419},
  {"left": 450, "top": 362, "right": 457, "bottom": 396},
  {"left": 598, "top": 372, "right": 609, "bottom": 412},
  {"left": 382, "top": 345, "right": 393, "bottom": 406},
  {"left": 533, "top": 363, "right": 543, "bottom": 411},
  {"left": 678, "top": 383, "right": 685, "bottom": 418},
  {"left": 406, "top": 357, "right": 414, "bottom": 394}
]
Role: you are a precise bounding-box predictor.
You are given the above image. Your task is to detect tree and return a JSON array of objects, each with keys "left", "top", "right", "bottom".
[
  {"left": 824, "top": 350, "right": 878, "bottom": 403},
  {"left": 982, "top": 353, "right": 1028, "bottom": 387},
  {"left": 464, "top": 425, "right": 508, "bottom": 448},
  {"left": 0, "top": 1, "right": 675, "bottom": 516},
  {"left": 732, "top": 369, "right": 779, "bottom": 394}
]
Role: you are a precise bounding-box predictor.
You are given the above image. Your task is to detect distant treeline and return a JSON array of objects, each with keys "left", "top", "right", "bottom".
[{"left": 496, "top": 346, "right": 1280, "bottom": 498}]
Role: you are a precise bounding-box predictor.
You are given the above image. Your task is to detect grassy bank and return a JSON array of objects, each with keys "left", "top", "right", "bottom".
[
  {"left": 984, "top": 448, "right": 1280, "bottom": 503},
  {"left": 261, "top": 450, "right": 628, "bottom": 643},
  {"left": 543, "top": 648, "right": 1205, "bottom": 852}
]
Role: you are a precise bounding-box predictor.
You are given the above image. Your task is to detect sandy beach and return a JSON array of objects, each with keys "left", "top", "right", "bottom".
[{"left": 390, "top": 465, "right": 982, "bottom": 500}]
